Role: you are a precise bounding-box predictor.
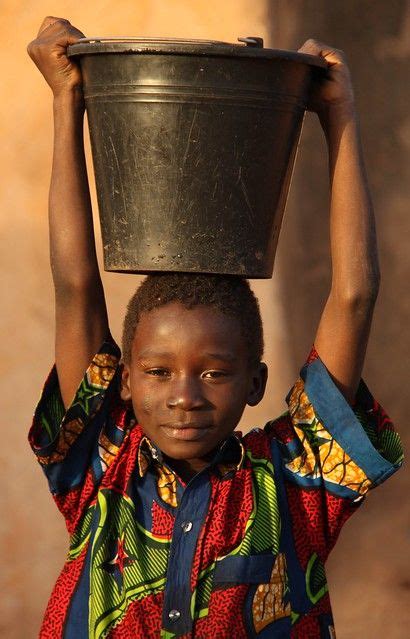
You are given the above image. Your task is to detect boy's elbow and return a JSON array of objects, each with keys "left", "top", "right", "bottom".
[
  {"left": 342, "top": 279, "right": 380, "bottom": 311},
  {"left": 333, "top": 272, "right": 380, "bottom": 312},
  {"left": 54, "top": 272, "right": 103, "bottom": 302}
]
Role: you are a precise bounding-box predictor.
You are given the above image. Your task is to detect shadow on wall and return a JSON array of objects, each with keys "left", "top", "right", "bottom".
[{"left": 268, "top": 1, "right": 410, "bottom": 638}]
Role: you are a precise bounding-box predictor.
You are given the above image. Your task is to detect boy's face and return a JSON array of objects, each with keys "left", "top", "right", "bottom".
[{"left": 121, "top": 302, "right": 267, "bottom": 473}]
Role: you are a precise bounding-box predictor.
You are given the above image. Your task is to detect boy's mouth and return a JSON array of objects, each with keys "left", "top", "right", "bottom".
[{"left": 159, "top": 422, "right": 212, "bottom": 442}]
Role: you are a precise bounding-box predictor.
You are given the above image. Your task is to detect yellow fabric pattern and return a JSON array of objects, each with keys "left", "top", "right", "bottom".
[
  {"left": 87, "top": 352, "right": 119, "bottom": 388},
  {"left": 137, "top": 446, "right": 150, "bottom": 477},
  {"left": 155, "top": 465, "right": 178, "bottom": 508},
  {"left": 287, "top": 378, "right": 371, "bottom": 495},
  {"left": 252, "top": 553, "right": 291, "bottom": 632},
  {"left": 98, "top": 432, "right": 120, "bottom": 471}
]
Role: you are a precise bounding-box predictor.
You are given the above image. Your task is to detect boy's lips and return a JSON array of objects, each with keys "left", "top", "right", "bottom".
[{"left": 159, "top": 422, "right": 212, "bottom": 441}]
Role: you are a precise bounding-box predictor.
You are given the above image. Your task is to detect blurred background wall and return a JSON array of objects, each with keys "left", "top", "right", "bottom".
[{"left": 1, "top": 1, "right": 408, "bottom": 637}]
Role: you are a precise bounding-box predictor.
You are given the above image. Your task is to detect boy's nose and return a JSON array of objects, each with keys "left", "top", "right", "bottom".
[{"left": 166, "top": 378, "right": 206, "bottom": 411}]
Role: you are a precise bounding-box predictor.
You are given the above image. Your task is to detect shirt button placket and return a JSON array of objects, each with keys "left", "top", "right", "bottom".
[{"left": 162, "top": 474, "right": 211, "bottom": 635}]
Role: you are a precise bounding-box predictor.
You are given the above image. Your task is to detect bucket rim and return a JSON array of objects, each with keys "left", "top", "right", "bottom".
[{"left": 67, "top": 37, "right": 328, "bottom": 68}]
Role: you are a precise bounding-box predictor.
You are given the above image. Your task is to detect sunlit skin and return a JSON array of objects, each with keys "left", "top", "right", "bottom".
[{"left": 120, "top": 302, "right": 268, "bottom": 482}]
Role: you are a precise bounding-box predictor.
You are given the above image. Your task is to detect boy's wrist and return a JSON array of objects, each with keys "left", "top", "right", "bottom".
[
  {"left": 53, "top": 88, "right": 85, "bottom": 115},
  {"left": 318, "top": 100, "right": 357, "bottom": 135}
]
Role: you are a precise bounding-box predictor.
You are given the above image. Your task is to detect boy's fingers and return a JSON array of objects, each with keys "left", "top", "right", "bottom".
[
  {"left": 29, "top": 18, "right": 85, "bottom": 55},
  {"left": 28, "top": 22, "right": 85, "bottom": 64},
  {"left": 36, "top": 17, "right": 85, "bottom": 42},
  {"left": 298, "top": 38, "right": 335, "bottom": 55},
  {"left": 298, "top": 38, "right": 345, "bottom": 64},
  {"left": 37, "top": 16, "right": 70, "bottom": 37}
]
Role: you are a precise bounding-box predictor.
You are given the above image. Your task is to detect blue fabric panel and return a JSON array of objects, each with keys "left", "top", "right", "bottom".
[
  {"left": 281, "top": 466, "right": 365, "bottom": 499},
  {"left": 63, "top": 502, "right": 102, "bottom": 638},
  {"left": 270, "top": 439, "right": 312, "bottom": 614},
  {"left": 45, "top": 409, "right": 106, "bottom": 494},
  {"left": 213, "top": 554, "right": 275, "bottom": 584},
  {"left": 303, "top": 357, "right": 395, "bottom": 484},
  {"left": 161, "top": 471, "right": 211, "bottom": 635}
]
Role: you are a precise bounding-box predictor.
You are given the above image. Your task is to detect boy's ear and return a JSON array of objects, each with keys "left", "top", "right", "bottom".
[
  {"left": 247, "top": 362, "right": 268, "bottom": 407},
  {"left": 120, "top": 363, "right": 132, "bottom": 402}
]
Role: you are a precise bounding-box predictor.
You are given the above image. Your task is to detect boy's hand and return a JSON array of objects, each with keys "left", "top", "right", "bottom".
[
  {"left": 27, "top": 17, "right": 85, "bottom": 99},
  {"left": 298, "top": 39, "right": 355, "bottom": 118}
]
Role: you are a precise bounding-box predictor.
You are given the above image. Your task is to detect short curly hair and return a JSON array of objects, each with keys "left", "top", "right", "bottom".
[{"left": 122, "top": 273, "right": 264, "bottom": 366}]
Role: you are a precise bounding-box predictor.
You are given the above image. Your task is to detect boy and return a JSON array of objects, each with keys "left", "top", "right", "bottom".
[{"left": 27, "top": 16, "right": 403, "bottom": 639}]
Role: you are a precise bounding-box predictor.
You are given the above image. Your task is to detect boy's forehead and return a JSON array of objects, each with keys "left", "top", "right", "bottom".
[{"left": 132, "top": 302, "right": 245, "bottom": 353}]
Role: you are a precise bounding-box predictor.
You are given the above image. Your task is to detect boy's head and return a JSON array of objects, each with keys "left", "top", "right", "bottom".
[{"left": 120, "top": 274, "right": 267, "bottom": 472}]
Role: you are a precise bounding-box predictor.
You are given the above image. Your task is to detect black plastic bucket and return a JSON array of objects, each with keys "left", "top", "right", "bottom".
[{"left": 68, "top": 37, "right": 326, "bottom": 277}]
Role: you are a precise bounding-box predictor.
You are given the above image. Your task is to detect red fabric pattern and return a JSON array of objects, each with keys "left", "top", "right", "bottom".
[
  {"left": 151, "top": 500, "right": 174, "bottom": 538},
  {"left": 194, "top": 585, "right": 249, "bottom": 638},
  {"left": 107, "top": 591, "right": 164, "bottom": 638},
  {"left": 54, "top": 470, "right": 96, "bottom": 534},
  {"left": 39, "top": 547, "right": 88, "bottom": 638},
  {"left": 102, "top": 425, "right": 143, "bottom": 494},
  {"left": 242, "top": 428, "right": 272, "bottom": 459},
  {"left": 305, "top": 346, "right": 319, "bottom": 365},
  {"left": 110, "top": 401, "right": 130, "bottom": 432},
  {"left": 266, "top": 413, "right": 296, "bottom": 445},
  {"left": 191, "top": 468, "right": 254, "bottom": 589},
  {"left": 286, "top": 483, "right": 326, "bottom": 566},
  {"left": 286, "top": 482, "right": 356, "bottom": 565},
  {"left": 292, "top": 615, "right": 321, "bottom": 638}
]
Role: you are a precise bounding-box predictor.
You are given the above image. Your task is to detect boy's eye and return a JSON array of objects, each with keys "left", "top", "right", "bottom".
[
  {"left": 202, "top": 370, "right": 228, "bottom": 379},
  {"left": 146, "top": 368, "right": 171, "bottom": 377}
]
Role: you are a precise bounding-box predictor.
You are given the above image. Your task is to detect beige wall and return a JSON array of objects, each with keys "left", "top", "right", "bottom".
[
  {"left": 1, "top": 1, "right": 408, "bottom": 637},
  {"left": 271, "top": 4, "right": 410, "bottom": 637}
]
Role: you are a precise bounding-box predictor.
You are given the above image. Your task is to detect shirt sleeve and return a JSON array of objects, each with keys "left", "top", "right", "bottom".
[
  {"left": 269, "top": 347, "right": 404, "bottom": 561},
  {"left": 28, "top": 338, "right": 128, "bottom": 532}
]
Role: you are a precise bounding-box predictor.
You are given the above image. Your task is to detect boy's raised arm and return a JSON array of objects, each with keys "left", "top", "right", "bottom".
[
  {"left": 28, "top": 17, "right": 110, "bottom": 408},
  {"left": 298, "top": 40, "right": 380, "bottom": 404}
]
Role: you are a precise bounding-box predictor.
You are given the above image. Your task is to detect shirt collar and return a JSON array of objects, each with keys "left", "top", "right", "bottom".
[{"left": 137, "top": 432, "right": 245, "bottom": 479}]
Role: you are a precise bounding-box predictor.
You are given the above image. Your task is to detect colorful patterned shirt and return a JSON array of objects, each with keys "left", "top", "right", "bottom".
[{"left": 29, "top": 339, "right": 403, "bottom": 638}]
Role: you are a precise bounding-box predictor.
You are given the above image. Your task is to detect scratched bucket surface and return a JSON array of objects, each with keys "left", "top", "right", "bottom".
[{"left": 68, "top": 37, "right": 326, "bottom": 277}]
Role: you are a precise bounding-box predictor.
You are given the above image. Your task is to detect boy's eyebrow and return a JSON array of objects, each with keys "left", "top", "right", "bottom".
[
  {"left": 136, "top": 349, "right": 236, "bottom": 363},
  {"left": 137, "top": 350, "right": 175, "bottom": 360},
  {"left": 204, "top": 352, "right": 236, "bottom": 363}
]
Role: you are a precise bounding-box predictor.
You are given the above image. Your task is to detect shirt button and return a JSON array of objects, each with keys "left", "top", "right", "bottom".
[
  {"left": 181, "top": 521, "right": 193, "bottom": 533},
  {"left": 168, "top": 609, "right": 181, "bottom": 621}
]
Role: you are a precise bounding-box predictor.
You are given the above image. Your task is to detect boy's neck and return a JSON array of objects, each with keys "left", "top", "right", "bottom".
[{"left": 163, "top": 453, "right": 216, "bottom": 484}]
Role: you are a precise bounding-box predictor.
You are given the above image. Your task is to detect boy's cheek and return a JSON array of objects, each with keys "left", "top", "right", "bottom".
[
  {"left": 141, "top": 394, "right": 154, "bottom": 414},
  {"left": 131, "top": 388, "right": 166, "bottom": 426}
]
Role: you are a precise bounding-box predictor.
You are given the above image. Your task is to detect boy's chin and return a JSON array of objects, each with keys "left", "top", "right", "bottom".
[
  {"left": 151, "top": 429, "right": 233, "bottom": 462},
  {"left": 159, "top": 437, "right": 220, "bottom": 461}
]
